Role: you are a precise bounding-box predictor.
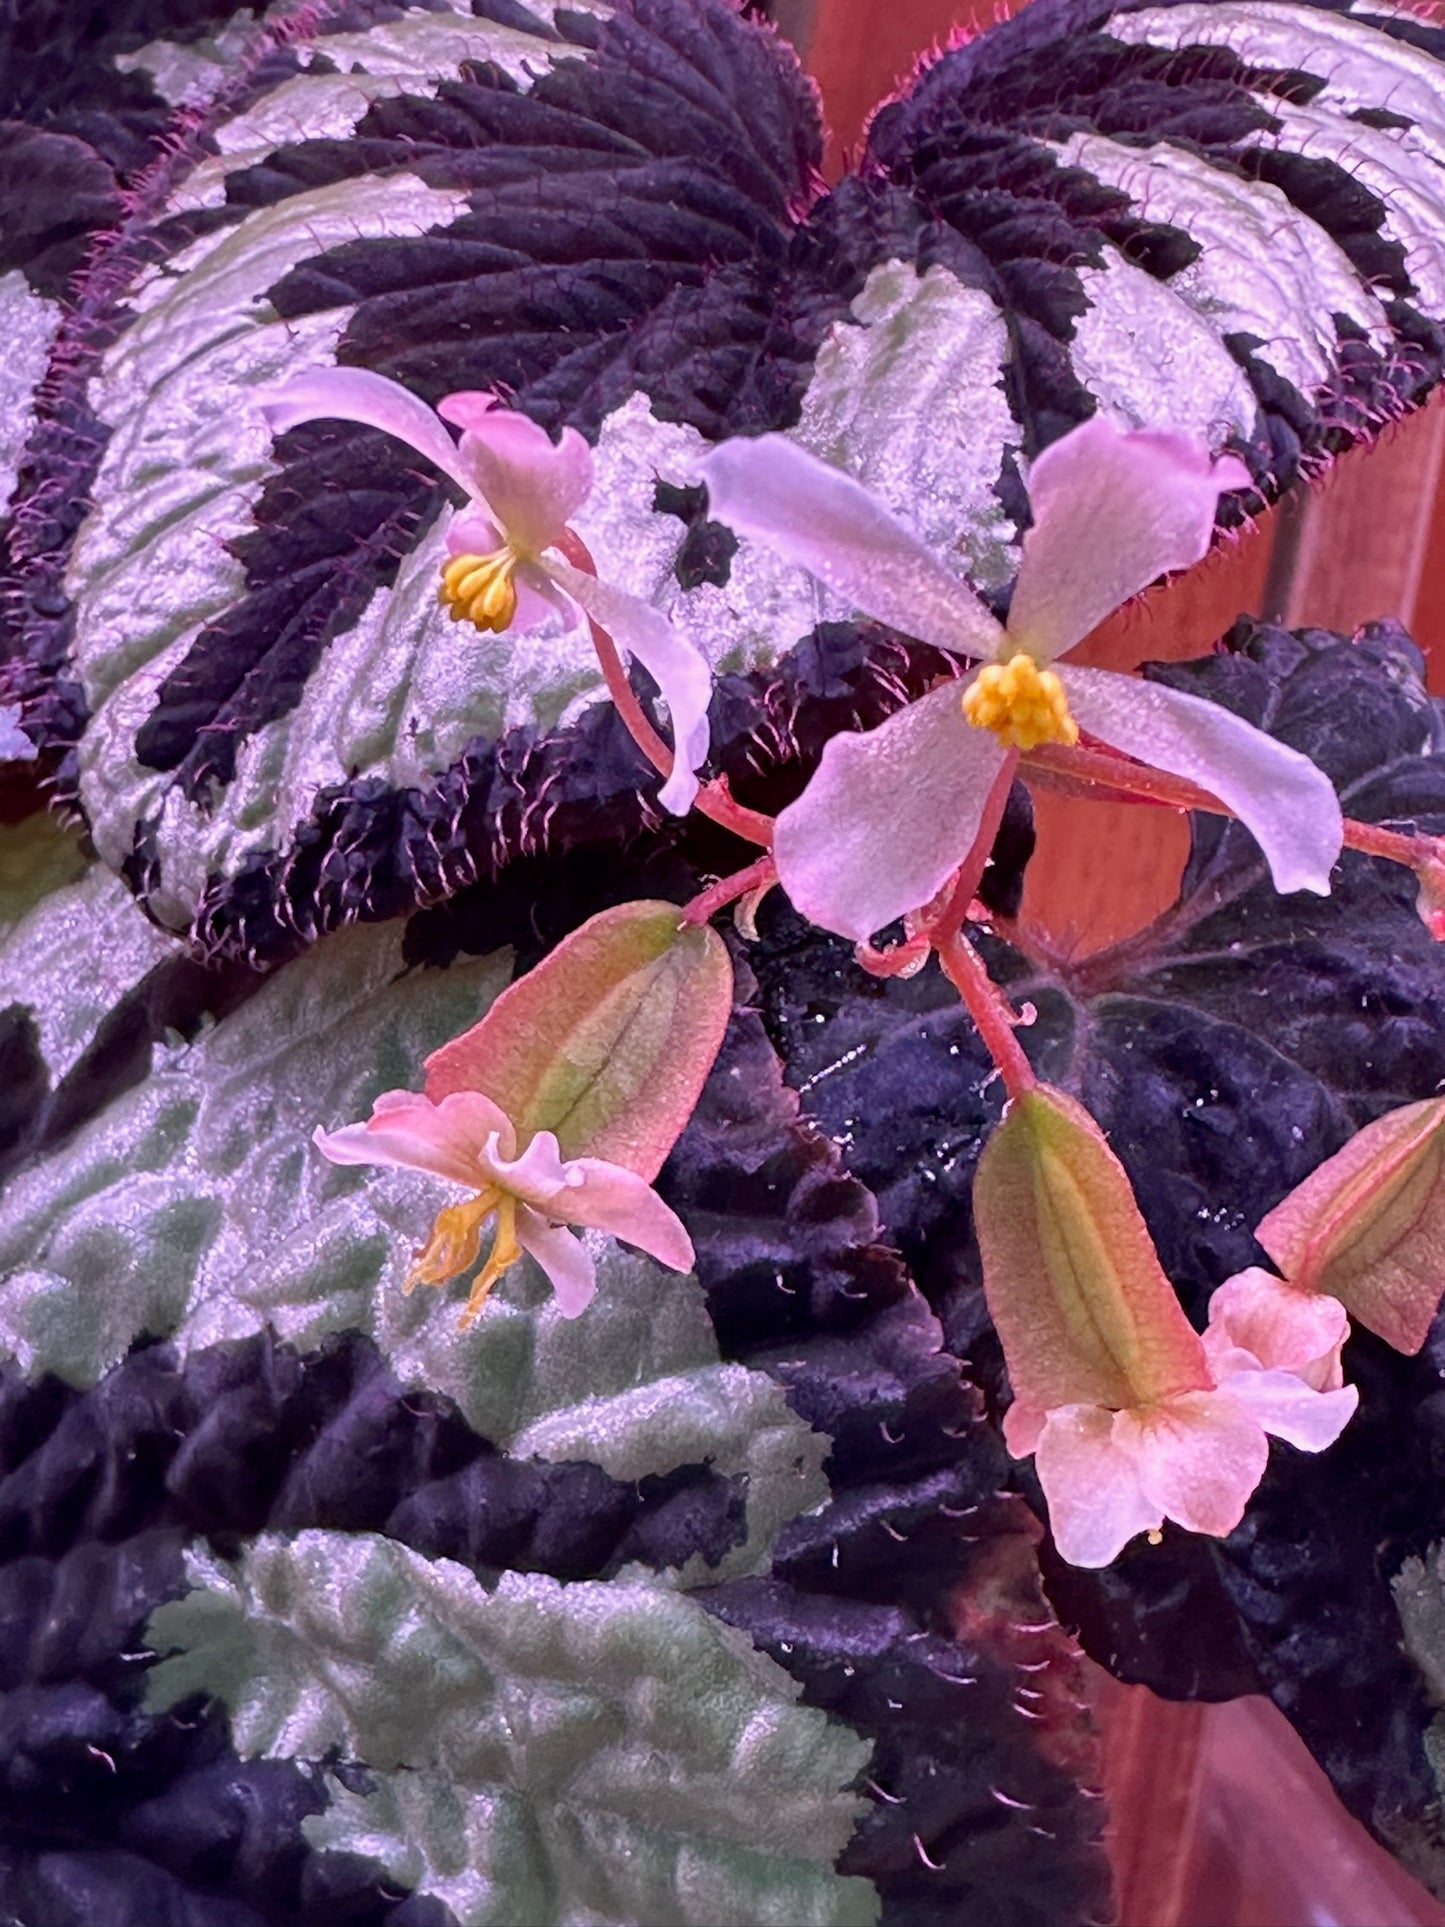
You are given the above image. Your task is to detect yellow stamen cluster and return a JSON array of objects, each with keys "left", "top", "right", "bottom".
[
  {"left": 406, "top": 1187, "right": 522, "bottom": 1327},
  {"left": 961, "top": 652, "right": 1079, "bottom": 751},
  {"left": 440, "top": 549, "right": 519, "bottom": 634}
]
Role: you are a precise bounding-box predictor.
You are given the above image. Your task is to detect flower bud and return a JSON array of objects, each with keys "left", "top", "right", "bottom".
[
  {"left": 424, "top": 900, "right": 733, "bottom": 1179},
  {"left": 974, "top": 1084, "right": 1210, "bottom": 1417},
  {"left": 1255, "top": 1097, "right": 1445, "bottom": 1354}
]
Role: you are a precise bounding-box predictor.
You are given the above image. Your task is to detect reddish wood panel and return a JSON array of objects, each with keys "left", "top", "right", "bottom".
[
  {"left": 1097, "top": 1676, "right": 1445, "bottom": 1927},
  {"left": 1018, "top": 511, "right": 1277, "bottom": 955},
  {"left": 1280, "top": 393, "right": 1445, "bottom": 672}
]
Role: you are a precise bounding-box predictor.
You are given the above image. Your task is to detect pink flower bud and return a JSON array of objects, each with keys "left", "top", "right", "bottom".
[{"left": 1256, "top": 1097, "right": 1445, "bottom": 1354}]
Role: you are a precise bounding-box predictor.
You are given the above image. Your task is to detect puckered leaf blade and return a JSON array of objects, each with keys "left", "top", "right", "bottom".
[
  {"left": 145, "top": 1532, "right": 878, "bottom": 1927},
  {"left": 747, "top": 618, "right": 1445, "bottom": 1880}
]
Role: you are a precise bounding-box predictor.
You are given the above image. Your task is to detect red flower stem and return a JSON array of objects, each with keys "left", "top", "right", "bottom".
[
  {"left": 1023, "top": 741, "right": 1221, "bottom": 813},
  {"left": 1338, "top": 817, "right": 1438, "bottom": 868},
  {"left": 924, "top": 749, "right": 1021, "bottom": 945},
  {"left": 937, "top": 928, "right": 1036, "bottom": 1099},
  {"left": 1024, "top": 741, "right": 1438, "bottom": 875},
  {"left": 682, "top": 853, "right": 777, "bottom": 925},
  {"left": 557, "top": 530, "right": 773, "bottom": 848}
]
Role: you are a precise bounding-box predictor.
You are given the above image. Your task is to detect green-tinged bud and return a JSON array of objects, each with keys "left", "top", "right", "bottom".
[
  {"left": 1256, "top": 1097, "right": 1445, "bottom": 1355},
  {"left": 423, "top": 901, "right": 733, "bottom": 1179},
  {"left": 974, "top": 1085, "right": 1210, "bottom": 1413}
]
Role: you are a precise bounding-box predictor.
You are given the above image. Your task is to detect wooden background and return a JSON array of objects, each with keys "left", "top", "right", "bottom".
[{"left": 777, "top": 2, "right": 1445, "bottom": 1920}]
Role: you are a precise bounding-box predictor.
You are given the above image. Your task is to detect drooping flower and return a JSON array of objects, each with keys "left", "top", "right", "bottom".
[
  {"left": 698, "top": 416, "right": 1344, "bottom": 940},
  {"left": 975, "top": 1084, "right": 1357, "bottom": 1567},
  {"left": 259, "top": 368, "right": 711, "bottom": 813},
  {"left": 315, "top": 1088, "right": 694, "bottom": 1323},
  {"left": 314, "top": 899, "right": 732, "bottom": 1323}
]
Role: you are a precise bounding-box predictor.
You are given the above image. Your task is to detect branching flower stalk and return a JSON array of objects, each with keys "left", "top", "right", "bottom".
[
  {"left": 554, "top": 530, "right": 775, "bottom": 848},
  {"left": 1026, "top": 737, "right": 1445, "bottom": 932}
]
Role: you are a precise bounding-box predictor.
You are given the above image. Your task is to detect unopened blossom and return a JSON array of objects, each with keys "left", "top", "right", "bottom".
[
  {"left": 315, "top": 1088, "right": 694, "bottom": 1324},
  {"left": 260, "top": 368, "right": 711, "bottom": 813},
  {"left": 975, "top": 1085, "right": 1357, "bottom": 1568},
  {"left": 1255, "top": 1095, "right": 1445, "bottom": 1354},
  {"left": 698, "top": 416, "right": 1344, "bottom": 940}
]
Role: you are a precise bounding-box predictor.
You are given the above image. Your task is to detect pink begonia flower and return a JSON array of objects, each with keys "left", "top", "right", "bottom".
[
  {"left": 698, "top": 416, "right": 1344, "bottom": 940},
  {"left": 259, "top": 368, "right": 711, "bottom": 813},
  {"left": 1007, "top": 1265, "right": 1357, "bottom": 1568},
  {"left": 975, "top": 1084, "right": 1358, "bottom": 1569},
  {"left": 314, "top": 1088, "right": 694, "bottom": 1324}
]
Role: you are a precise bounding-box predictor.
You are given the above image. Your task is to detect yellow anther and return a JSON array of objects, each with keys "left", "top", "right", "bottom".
[
  {"left": 406, "top": 1187, "right": 498, "bottom": 1293},
  {"left": 960, "top": 652, "right": 1079, "bottom": 751},
  {"left": 459, "top": 1193, "right": 522, "bottom": 1329},
  {"left": 439, "top": 548, "right": 519, "bottom": 634},
  {"left": 405, "top": 1186, "right": 524, "bottom": 1328}
]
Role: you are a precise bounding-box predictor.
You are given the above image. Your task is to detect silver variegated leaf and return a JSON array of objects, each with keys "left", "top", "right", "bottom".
[{"left": 144, "top": 1531, "right": 878, "bottom": 1927}]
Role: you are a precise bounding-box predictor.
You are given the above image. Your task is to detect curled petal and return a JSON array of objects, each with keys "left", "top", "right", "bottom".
[
  {"left": 1063, "top": 666, "right": 1343, "bottom": 896},
  {"left": 696, "top": 434, "right": 1004, "bottom": 659},
  {"left": 1033, "top": 1404, "right": 1164, "bottom": 1568},
  {"left": 561, "top": 1157, "right": 695, "bottom": 1272},
  {"left": 1007, "top": 417, "right": 1251, "bottom": 662},
  {"left": 773, "top": 680, "right": 1009, "bottom": 941},
  {"left": 1114, "top": 1390, "right": 1268, "bottom": 1539},
  {"left": 439, "top": 392, "right": 593, "bottom": 556},
  {"left": 479, "top": 1127, "right": 574, "bottom": 1208},
  {"left": 1204, "top": 1266, "right": 1349, "bottom": 1390},
  {"left": 550, "top": 559, "right": 711, "bottom": 815},
  {"left": 1209, "top": 1363, "right": 1358, "bottom": 1452},
  {"left": 482, "top": 1133, "right": 694, "bottom": 1274},
  {"left": 514, "top": 1207, "right": 597, "bottom": 1317},
  {"left": 258, "top": 366, "right": 475, "bottom": 498},
  {"left": 313, "top": 1089, "right": 516, "bottom": 1186}
]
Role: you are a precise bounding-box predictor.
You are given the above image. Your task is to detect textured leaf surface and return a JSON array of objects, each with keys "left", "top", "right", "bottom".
[
  {"left": 12, "top": 0, "right": 1445, "bottom": 953},
  {"left": 0, "top": 897, "right": 825, "bottom": 1578},
  {"left": 659, "top": 992, "right": 1113, "bottom": 1927},
  {"left": 4, "top": 0, "right": 831, "bottom": 937},
  {"left": 0, "top": 1330, "right": 492, "bottom": 1927},
  {"left": 749, "top": 618, "right": 1445, "bottom": 1873},
  {"left": 146, "top": 1530, "right": 877, "bottom": 1927}
]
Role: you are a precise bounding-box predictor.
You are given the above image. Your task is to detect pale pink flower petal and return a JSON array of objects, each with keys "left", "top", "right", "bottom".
[
  {"left": 1114, "top": 1390, "right": 1268, "bottom": 1539},
  {"left": 1033, "top": 1404, "right": 1164, "bottom": 1568},
  {"left": 561, "top": 1158, "right": 696, "bottom": 1272},
  {"left": 1006, "top": 418, "right": 1251, "bottom": 663},
  {"left": 438, "top": 392, "right": 593, "bottom": 556},
  {"left": 313, "top": 1089, "right": 515, "bottom": 1186},
  {"left": 1208, "top": 1362, "right": 1358, "bottom": 1452},
  {"left": 480, "top": 1133, "right": 694, "bottom": 1273},
  {"left": 1204, "top": 1266, "right": 1350, "bottom": 1390},
  {"left": 550, "top": 559, "right": 711, "bottom": 814},
  {"left": 1002, "top": 1399, "right": 1047, "bottom": 1457},
  {"left": 696, "top": 434, "right": 1005, "bottom": 659},
  {"left": 772, "top": 679, "right": 1009, "bottom": 941},
  {"left": 514, "top": 562, "right": 585, "bottom": 635},
  {"left": 444, "top": 503, "right": 505, "bottom": 557},
  {"left": 259, "top": 366, "right": 476, "bottom": 498},
  {"left": 1063, "top": 665, "right": 1343, "bottom": 896},
  {"left": 514, "top": 1206, "right": 598, "bottom": 1316},
  {"left": 479, "top": 1128, "right": 574, "bottom": 1208}
]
